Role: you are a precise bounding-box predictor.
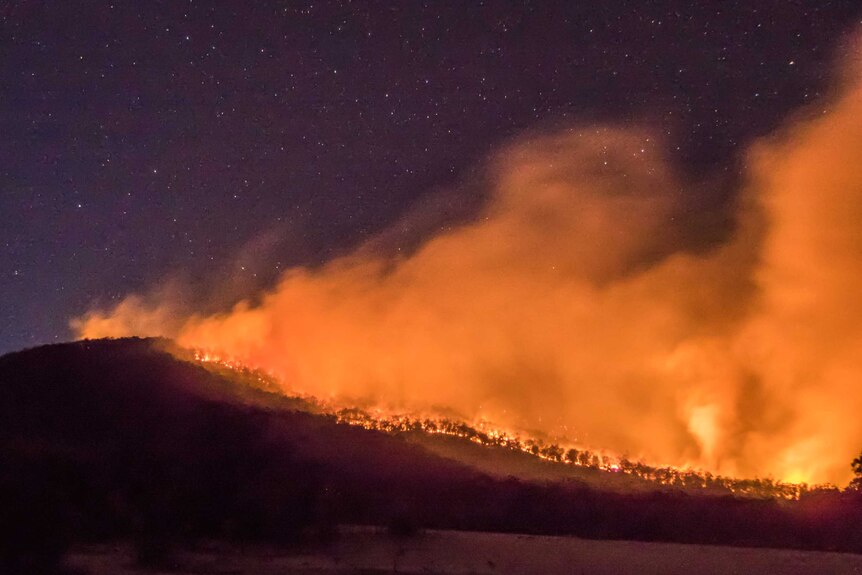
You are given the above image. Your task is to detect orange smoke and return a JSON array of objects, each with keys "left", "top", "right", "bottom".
[{"left": 74, "top": 65, "right": 862, "bottom": 485}]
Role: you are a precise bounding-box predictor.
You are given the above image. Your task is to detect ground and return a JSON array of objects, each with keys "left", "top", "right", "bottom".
[{"left": 66, "top": 527, "right": 862, "bottom": 575}]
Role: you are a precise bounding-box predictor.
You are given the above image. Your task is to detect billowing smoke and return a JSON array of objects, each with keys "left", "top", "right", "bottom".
[{"left": 74, "top": 63, "right": 862, "bottom": 485}]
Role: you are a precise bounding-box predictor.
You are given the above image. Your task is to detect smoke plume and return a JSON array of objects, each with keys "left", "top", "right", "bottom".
[{"left": 74, "top": 64, "right": 862, "bottom": 485}]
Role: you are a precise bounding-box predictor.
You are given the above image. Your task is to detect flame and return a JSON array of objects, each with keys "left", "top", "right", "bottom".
[
  {"left": 73, "top": 52, "right": 862, "bottom": 486},
  {"left": 194, "top": 348, "right": 810, "bottom": 498}
]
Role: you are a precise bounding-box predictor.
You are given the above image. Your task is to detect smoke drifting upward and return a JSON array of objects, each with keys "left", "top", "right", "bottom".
[{"left": 75, "top": 65, "right": 862, "bottom": 485}]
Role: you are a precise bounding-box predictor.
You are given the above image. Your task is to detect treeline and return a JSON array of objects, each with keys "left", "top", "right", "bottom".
[
  {"left": 192, "top": 346, "right": 816, "bottom": 500},
  {"left": 335, "top": 408, "right": 812, "bottom": 499}
]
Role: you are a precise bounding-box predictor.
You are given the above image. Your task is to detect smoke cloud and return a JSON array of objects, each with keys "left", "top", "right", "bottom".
[{"left": 74, "top": 64, "right": 862, "bottom": 485}]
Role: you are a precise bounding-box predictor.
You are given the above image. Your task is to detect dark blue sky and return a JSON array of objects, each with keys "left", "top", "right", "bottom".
[{"left": 2, "top": 1, "right": 860, "bottom": 354}]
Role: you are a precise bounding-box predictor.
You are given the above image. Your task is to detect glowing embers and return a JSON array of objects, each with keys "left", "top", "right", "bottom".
[{"left": 193, "top": 350, "right": 245, "bottom": 370}]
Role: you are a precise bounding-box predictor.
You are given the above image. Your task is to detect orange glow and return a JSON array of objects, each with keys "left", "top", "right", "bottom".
[
  {"left": 191, "top": 349, "right": 809, "bottom": 498},
  {"left": 73, "top": 60, "right": 862, "bottom": 486}
]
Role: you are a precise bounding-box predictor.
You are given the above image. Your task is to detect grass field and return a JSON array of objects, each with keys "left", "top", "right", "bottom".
[{"left": 66, "top": 527, "right": 862, "bottom": 575}]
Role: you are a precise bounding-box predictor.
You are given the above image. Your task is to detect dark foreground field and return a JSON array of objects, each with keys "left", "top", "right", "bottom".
[
  {"left": 3, "top": 338, "right": 862, "bottom": 573},
  {"left": 65, "top": 527, "right": 862, "bottom": 575}
]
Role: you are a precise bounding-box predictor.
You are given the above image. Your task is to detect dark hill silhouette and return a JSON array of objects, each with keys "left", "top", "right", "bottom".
[{"left": 2, "top": 338, "right": 862, "bottom": 572}]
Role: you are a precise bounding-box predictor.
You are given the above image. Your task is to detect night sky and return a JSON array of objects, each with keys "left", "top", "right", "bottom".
[{"left": 2, "top": 1, "right": 861, "bottom": 355}]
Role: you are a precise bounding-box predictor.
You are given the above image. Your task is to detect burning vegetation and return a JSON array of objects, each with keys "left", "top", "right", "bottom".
[{"left": 193, "top": 348, "right": 816, "bottom": 499}]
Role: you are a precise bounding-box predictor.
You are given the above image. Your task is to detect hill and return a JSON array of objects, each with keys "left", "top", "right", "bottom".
[{"left": 2, "top": 338, "right": 862, "bottom": 572}]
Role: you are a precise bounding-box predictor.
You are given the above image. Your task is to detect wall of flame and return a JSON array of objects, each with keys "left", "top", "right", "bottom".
[{"left": 74, "top": 57, "right": 862, "bottom": 485}]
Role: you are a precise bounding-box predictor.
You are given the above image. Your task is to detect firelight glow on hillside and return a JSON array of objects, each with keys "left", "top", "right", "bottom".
[{"left": 74, "top": 43, "right": 862, "bottom": 486}]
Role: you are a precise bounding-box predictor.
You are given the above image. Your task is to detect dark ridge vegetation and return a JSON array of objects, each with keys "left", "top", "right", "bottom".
[
  {"left": 334, "top": 408, "right": 811, "bottom": 499},
  {"left": 2, "top": 338, "right": 862, "bottom": 573},
  {"left": 181, "top": 352, "right": 816, "bottom": 499}
]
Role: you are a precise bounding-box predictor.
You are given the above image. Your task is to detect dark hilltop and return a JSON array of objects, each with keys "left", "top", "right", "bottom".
[{"left": 3, "top": 338, "right": 862, "bottom": 573}]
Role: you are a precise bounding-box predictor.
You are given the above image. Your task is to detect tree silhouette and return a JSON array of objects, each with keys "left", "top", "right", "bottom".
[{"left": 851, "top": 454, "right": 862, "bottom": 490}]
